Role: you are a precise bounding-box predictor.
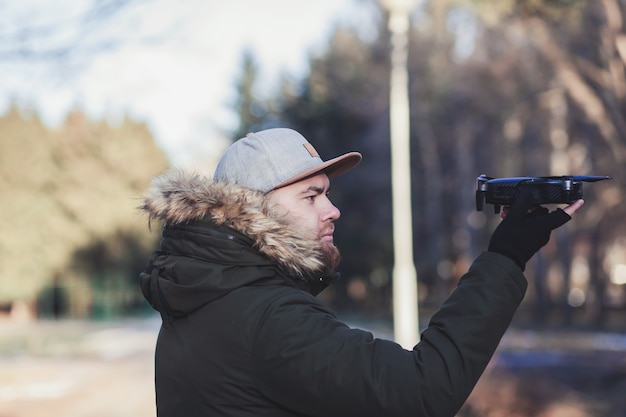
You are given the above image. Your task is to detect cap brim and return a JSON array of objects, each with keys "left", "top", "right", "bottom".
[{"left": 272, "top": 152, "right": 362, "bottom": 190}]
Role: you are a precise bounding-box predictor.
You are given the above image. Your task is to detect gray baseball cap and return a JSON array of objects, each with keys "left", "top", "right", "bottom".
[{"left": 213, "top": 128, "right": 362, "bottom": 193}]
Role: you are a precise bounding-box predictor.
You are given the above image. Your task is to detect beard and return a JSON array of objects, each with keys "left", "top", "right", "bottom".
[
  {"left": 263, "top": 195, "right": 341, "bottom": 278},
  {"left": 318, "top": 240, "right": 341, "bottom": 277}
]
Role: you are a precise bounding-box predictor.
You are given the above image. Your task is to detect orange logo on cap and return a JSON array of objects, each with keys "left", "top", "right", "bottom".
[{"left": 303, "top": 143, "right": 319, "bottom": 158}]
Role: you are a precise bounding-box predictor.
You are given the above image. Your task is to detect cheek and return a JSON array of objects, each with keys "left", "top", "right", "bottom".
[
  {"left": 291, "top": 207, "right": 323, "bottom": 236},
  {"left": 297, "top": 210, "right": 321, "bottom": 230}
]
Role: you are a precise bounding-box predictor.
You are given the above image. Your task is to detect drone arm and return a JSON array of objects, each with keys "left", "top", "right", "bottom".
[{"left": 475, "top": 190, "right": 484, "bottom": 211}]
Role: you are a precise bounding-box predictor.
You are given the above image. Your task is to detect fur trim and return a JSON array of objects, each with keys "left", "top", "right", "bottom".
[{"left": 141, "top": 170, "right": 325, "bottom": 278}]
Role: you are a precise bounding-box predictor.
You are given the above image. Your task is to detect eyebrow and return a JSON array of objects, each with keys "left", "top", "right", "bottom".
[{"left": 302, "top": 186, "right": 327, "bottom": 195}]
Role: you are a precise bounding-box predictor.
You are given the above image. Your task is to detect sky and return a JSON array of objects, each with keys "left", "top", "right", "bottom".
[{"left": 0, "top": 0, "right": 375, "bottom": 170}]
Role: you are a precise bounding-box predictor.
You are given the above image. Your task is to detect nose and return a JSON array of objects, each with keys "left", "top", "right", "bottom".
[{"left": 323, "top": 197, "right": 341, "bottom": 221}]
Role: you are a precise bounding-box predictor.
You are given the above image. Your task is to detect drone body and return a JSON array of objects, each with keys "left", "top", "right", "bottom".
[{"left": 476, "top": 174, "right": 612, "bottom": 213}]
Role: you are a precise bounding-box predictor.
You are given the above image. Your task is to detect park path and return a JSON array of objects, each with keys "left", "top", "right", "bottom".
[
  {"left": 2, "top": 316, "right": 626, "bottom": 416},
  {"left": 0, "top": 318, "right": 159, "bottom": 417}
]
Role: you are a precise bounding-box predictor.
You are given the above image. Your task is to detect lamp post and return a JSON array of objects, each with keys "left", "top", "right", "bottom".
[{"left": 381, "top": 0, "right": 419, "bottom": 348}]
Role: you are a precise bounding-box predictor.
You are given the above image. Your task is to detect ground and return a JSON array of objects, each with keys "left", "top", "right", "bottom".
[
  {"left": 0, "top": 318, "right": 158, "bottom": 417},
  {"left": 1, "top": 317, "right": 625, "bottom": 417}
]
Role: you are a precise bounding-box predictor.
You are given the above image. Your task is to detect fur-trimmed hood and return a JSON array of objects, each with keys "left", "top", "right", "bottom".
[{"left": 141, "top": 170, "right": 327, "bottom": 279}]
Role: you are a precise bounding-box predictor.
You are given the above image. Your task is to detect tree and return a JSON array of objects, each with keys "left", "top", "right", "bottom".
[
  {"left": 274, "top": 17, "right": 396, "bottom": 312},
  {"left": 467, "top": 0, "right": 626, "bottom": 326},
  {"left": 232, "top": 49, "right": 270, "bottom": 140},
  {"left": 0, "top": 0, "right": 156, "bottom": 62},
  {"left": 0, "top": 106, "right": 169, "bottom": 317},
  {"left": 229, "top": 0, "right": 625, "bottom": 330}
]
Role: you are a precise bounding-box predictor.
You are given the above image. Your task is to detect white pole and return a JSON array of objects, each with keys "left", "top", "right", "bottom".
[{"left": 384, "top": 0, "right": 420, "bottom": 348}]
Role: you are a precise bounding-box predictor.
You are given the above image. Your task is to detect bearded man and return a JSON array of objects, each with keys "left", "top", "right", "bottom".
[{"left": 139, "top": 128, "right": 583, "bottom": 417}]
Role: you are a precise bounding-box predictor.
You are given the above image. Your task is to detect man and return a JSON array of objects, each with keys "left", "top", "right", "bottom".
[{"left": 139, "top": 127, "right": 583, "bottom": 417}]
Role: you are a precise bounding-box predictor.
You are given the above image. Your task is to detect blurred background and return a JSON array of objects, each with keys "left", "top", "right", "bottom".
[{"left": 1, "top": 0, "right": 626, "bottom": 416}]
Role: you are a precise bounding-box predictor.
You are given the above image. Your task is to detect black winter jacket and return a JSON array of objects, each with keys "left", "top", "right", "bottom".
[{"left": 139, "top": 171, "right": 527, "bottom": 417}]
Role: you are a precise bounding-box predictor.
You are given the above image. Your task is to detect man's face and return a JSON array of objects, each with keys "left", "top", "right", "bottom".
[{"left": 267, "top": 173, "right": 341, "bottom": 274}]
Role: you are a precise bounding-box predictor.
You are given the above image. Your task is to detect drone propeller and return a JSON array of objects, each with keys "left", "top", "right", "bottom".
[{"left": 570, "top": 175, "right": 612, "bottom": 182}]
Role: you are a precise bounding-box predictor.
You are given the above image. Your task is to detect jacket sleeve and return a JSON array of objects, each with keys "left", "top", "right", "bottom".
[
  {"left": 251, "top": 251, "right": 526, "bottom": 417},
  {"left": 416, "top": 251, "right": 527, "bottom": 415}
]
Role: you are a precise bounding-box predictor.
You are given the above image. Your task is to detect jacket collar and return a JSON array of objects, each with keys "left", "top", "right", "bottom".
[{"left": 141, "top": 170, "right": 332, "bottom": 283}]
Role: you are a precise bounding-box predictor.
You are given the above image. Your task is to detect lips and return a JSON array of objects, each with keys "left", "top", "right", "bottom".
[{"left": 320, "top": 227, "right": 335, "bottom": 241}]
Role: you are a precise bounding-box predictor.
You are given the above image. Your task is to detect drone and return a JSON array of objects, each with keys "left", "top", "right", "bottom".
[{"left": 476, "top": 174, "right": 612, "bottom": 213}]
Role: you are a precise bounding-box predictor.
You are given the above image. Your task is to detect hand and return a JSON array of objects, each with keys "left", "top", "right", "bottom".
[
  {"left": 488, "top": 186, "right": 584, "bottom": 271},
  {"left": 499, "top": 198, "right": 584, "bottom": 219}
]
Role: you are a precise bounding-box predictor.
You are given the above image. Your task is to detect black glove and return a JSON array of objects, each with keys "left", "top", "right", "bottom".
[{"left": 488, "top": 186, "right": 571, "bottom": 271}]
